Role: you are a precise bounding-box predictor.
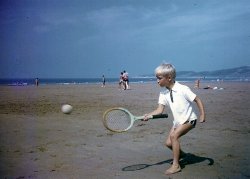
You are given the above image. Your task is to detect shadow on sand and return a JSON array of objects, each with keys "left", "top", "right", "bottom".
[{"left": 122, "top": 153, "right": 214, "bottom": 171}]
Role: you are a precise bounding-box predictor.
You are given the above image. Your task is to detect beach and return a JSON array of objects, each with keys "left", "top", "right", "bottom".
[{"left": 0, "top": 81, "right": 250, "bottom": 179}]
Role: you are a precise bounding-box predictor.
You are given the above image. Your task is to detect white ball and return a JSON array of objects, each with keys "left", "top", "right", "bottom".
[{"left": 61, "top": 104, "right": 73, "bottom": 114}]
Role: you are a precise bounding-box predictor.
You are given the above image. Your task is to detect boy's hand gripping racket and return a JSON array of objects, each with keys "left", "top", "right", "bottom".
[{"left": 103, "top": 107, "right": 168, "bottom": 132}]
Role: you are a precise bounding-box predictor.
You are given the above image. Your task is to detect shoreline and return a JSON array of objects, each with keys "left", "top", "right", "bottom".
[{"left": 0, "top": 77, "right": 249, "bottom": 86}]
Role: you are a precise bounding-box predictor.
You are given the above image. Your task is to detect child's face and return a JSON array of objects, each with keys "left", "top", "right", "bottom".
[{"left": 156, "top": 73, "right": 173, "bottom": 88}]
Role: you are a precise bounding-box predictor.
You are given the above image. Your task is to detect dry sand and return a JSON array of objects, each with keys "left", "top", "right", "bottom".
[{"left": 0, "top": 81, "right": 250, "bottom": 179}]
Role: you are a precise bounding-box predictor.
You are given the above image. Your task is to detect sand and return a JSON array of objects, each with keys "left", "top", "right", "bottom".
[{"left": 0, "top": 81, "right": 250, "bottom": 179}]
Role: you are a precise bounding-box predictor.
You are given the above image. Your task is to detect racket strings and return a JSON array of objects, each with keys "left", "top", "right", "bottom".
[{"left": 104, "top": 110, "right": 131, "bottom": 131}]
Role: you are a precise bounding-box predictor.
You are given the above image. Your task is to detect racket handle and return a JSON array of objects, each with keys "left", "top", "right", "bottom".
[{"left": 152, "top": 114, "right": 168, "bottom": 119}]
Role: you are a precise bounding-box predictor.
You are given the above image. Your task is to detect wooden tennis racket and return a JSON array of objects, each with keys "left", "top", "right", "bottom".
[{"left": 103, "top": 107, "right": 168, "bottom": 132}]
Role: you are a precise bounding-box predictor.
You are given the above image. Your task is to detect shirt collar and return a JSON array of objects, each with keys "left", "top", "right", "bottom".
[{"left": 171, "top": 81, "right": 179, "bottom": 92}]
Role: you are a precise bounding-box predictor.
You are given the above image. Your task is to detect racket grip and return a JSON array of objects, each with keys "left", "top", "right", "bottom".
[{"left": 152, "top": 114, "right": 168, "bottom": 119}]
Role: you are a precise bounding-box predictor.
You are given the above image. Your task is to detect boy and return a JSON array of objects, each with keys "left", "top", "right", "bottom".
[{"left": 143, "top": 63, "right": 205, "bottom": 175}]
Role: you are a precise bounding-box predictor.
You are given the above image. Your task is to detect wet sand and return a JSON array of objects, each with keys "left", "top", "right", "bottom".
[{"left": 0, "top": 81, "right": 250, "bottom": 178}]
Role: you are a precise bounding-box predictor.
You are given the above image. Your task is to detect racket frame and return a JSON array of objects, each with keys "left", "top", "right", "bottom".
[
  {"left": 103, "top": 107, "right": 135, "bottom": 132},
  {"left": 103, "top": 107, "right": 168, "bottom": 132}
]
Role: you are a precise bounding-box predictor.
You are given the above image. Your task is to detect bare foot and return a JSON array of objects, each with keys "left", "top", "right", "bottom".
[
  {"left": 199, "top": 119, "right": 205, "bottom": 123},
  {"left": 165, "top": 164, "right": 181, "bottom": 175}
]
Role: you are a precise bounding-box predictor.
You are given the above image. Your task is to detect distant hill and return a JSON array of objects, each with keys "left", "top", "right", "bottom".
[
  {"left": 178, "top": 66, "right": 250, "bottom": 77},
  {"left": 141, "top": 66, "right": 250, "bottom": 78}
]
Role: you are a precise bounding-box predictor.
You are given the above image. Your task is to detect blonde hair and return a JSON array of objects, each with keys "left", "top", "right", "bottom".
[{"left": 155, "top": 63, "right": 176, "bottom": 79}]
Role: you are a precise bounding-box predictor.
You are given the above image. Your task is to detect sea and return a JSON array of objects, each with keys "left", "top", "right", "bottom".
[{"left": 0, "top": 77, "right": 248, "bottom": 86}]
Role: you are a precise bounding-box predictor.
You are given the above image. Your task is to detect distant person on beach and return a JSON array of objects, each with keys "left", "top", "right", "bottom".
[
  {"left": 35, "top": 78, "right": 39, "bottom": 87},
  {"left": 194, "top": 79, "right": 200, "bottom": 89},
  {"left": 143, "top": 63, "right": 205, "bottom": 175},
  {"left": 119, "top": 72, "right": 124, "bottom": 90},
  {"left": 122, "top": 70, "right": 130, "bottom": 90},
  {"left": 203, "top": 85, "right": 212, "bottom": 89},
  {"left": 102, "top": 75, "right": 106, "bottom": 87}
]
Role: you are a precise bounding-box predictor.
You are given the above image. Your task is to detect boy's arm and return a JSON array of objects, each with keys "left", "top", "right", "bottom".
[
  {"left": 194, "top": 96, "right": 205, "bottom": 123},
  {"left": 143, "top": 104, "right": 165, "bottom": 121}
]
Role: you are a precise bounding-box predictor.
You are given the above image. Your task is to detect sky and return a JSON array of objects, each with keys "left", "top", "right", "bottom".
[{"left": 0, "top": 0, "right": 250, "bottom": 78}]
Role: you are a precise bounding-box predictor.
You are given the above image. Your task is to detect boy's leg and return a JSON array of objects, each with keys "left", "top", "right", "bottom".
[
  {"left": 165, "top": 127, "right": 187, "bottom": 158},
  {"left": 165, "top": 123, "right": 193, "bottom": 175}
]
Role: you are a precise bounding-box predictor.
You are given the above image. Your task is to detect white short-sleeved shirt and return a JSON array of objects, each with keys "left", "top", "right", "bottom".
[{"left": 158, "top": 82, "right": 197, "bottom": 127}]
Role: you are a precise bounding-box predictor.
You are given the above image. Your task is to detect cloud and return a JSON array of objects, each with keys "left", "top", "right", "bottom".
[
  {"left": 74, "top": 0, "right": 250, "bottom": 54},
  {"left": 33, "top": 25, "right": 50, "bottom": 33},
  {"left": 40, "top": 13, "right": 78, "bottom": 26},
  {"left": 151, "top": 1, "right": 250, "bottom": 44},
  {"left": 32, "top": 12, "right": 80, "bottom": 34}
]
